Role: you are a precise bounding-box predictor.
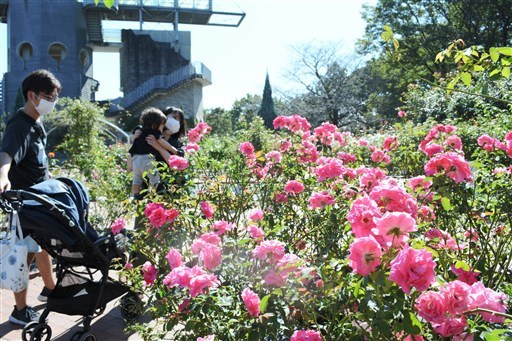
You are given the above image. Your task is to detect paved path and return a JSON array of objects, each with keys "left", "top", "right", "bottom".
[{"left": 0, "top": 271, "right": 145, "bottom": 341}]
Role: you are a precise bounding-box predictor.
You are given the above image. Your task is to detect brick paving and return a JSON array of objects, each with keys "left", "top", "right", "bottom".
[{"left": 0, "top": 271, "right": 145, "bottom": 341}]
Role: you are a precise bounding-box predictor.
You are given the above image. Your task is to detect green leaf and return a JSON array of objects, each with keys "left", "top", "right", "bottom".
[
  {"left": 381, "top": 25, "right": 394, "bottom": 41},
  {"left": 473, "top": 64, "right": 485, "bottom": 72},
  {"left": 94, "top": 0, "right": 100, "bottom": 4},
  {"left": 501, "top": 67, "right": 510, "bottom": 78},
  {"left": 454, "top": 260, "right": 470, "bottom": 271},
  {"left": 495, "top": 47, "right": 512, "bottom": 56},
  {"left": 461, "top": 72, "right": 472, "bottom": 86},
  {"left": 353, "top": 278, "right": 362, "bottom": 298},
  {"left": 441, "top": 197, "right": 452, "bottom": 211},
  {"left": 103, "top": 0, "right": 115, "bottom": 8},
  {"left": 489, "top": 68, "right": 501, "bottom": 77},
  {"left": 489, "top": 48, "right": 499, "bottom": 62},
  {"left": 259, "top": 294, "right": 270, "bottom": 313}
]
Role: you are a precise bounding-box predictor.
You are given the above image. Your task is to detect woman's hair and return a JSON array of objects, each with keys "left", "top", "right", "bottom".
[
  {"left": 140, "top": 107, "right": 166, "bottom": 130},
  {"left": 164, "top": 106, "right": 187, "bottom": 138}
]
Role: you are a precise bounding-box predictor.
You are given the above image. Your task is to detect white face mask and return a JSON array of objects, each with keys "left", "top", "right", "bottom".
[
  {"left": 165, "top": 117, "right": 180, "bottom": 134},
  {"left": 33, "top": 97, "right": 56, "bottom": 116}
]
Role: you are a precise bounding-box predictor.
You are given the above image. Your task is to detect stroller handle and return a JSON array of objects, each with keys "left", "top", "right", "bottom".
[{"left": 0, "top": 189, "right": 73, "bottom": 225}]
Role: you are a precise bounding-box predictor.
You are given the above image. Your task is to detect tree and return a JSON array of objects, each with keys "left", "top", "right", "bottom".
[
  {"left": 230, "top": 94, "right": 262, "bottom": 128},
  {"left": 358, "top": 0, "right": 512, "bottom": 119},
  {"left": 257, "top": 73, "right": 277, "bottom": 129},
  {"left": 284, "top": 42, "right": 369, "bottom": 130}
]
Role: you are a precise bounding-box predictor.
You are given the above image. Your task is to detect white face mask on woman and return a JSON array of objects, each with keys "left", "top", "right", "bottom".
[
  {"left": 33, "top": 96, "right": 57, "bottom": 116},
  {"left": 165, "top": 117, "right": 180, "bottom": 134}
]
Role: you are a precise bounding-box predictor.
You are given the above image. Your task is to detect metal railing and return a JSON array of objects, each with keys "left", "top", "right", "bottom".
[
  {"left": 81, "top": 0, "right": 211, "bottom": 11},
  {"left": 121, "top": 62, "right": 211, "bottom": 109}
]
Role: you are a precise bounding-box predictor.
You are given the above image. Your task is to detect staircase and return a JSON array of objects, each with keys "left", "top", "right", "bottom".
[
  {"left": 122, "top": 62, "right": 211, "bottom": 113},
  {"left": 85, "top": 9, "right": 104, "bottom": 44}
]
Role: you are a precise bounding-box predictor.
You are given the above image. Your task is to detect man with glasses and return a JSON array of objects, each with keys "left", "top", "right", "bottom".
[{"left": 0, "top": 69, "right": 59, "bottom": 325}]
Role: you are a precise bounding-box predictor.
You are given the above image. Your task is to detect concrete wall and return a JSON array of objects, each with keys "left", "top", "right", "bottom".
[{"left": 136, "top": 79, "right": 204, "bottom": 123}]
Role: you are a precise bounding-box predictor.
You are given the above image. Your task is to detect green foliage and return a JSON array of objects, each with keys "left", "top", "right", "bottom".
[{"left": 45, "top": 98, "right": 131, "bottom": 226}]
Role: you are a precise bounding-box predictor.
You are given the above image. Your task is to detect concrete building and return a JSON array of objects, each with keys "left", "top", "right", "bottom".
[{"left": 0, "top": 0, "right": 244, "bottom": 122}]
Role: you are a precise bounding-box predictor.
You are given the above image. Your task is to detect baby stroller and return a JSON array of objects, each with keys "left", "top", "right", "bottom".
[{"left": 0, "top": 177, "right": 142, "bottom": 341}]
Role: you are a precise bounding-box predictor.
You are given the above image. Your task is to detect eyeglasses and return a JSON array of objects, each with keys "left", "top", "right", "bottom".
[{"left": 36, "top": 93, "right": 59, "bottom": 103}]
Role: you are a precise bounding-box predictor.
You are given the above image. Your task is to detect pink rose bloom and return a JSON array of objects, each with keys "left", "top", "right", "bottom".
[
  {"left": 407, "top": 176, "right": 432, "bottom": 192},
  {"left": 247, "top": 225, "right": 265, "bottom": 241},
  {"left": 433, "top": 316, "right": 467, "bottom": 337},
  {"left": 314, "top": 157, "right": 346, "bottom": 181},
  {"left": 307, "top": 191, "right": 335, "bottom": 210},
  {"left": 297, "top": 140, "right": 318, "bottom": 164},
  {"left": 165, "top": 208, "right": 180, "bottom": 223},
  {"left": 418, "top": 205, "right": 436, "bottom": 222},
  {"left": 369, "top": 183, "right": 418, "bottom": 217},
  {"left": 165, "top": 248, "right": 183, "bottom": 269},
  {"left": 382, "top": 136, "right": 399, "bottom": 151},
  {"left": 424, "top": 152, "right": 473, "bottom": 183},
  {"left": 469, "top": 281, "right": 508, "bottom": 323},
  {"left": 445, "top": 135, "right": 463, "bottom": 151},
  {"left": 279, "top": 140, "right": 292, "bottom": 152},
  {"left": 144, "top": 202, "right": 164, "bottom": 218},
  {"left": 185, "top": 143, "right": 200, "bottom": 154},
  {"left": 358, "top": 138, "right": 369, "bottom": 146},
  {"left": 191, "top": 239, "right": 207, "bottom": 255},
  {"left": 241, "top": 288, "right": 260, "bottom": 317},
  {"left": 477, "top": 134, "right": 496, "bottom": 151},
  {"left": 415, "top": 291, "right": 448, "bottom": 324},
  {"left": 337, "top": 152, "right": 357, "bottom": 164},
  {"left": 284, "top": 180, "right": 305, "bottom": 195},
  {"left": 111, "top": 217, "right": 126, "bottom": 235},
  {"left": 249, "top": 208, "right": 264, "bottom": 221},
  {"left": 251, "top": 239, "right": 285, "bottom": 263},
  {"left": 187, "top": 122, "right": 211, "bottom": 143},
  {"left": 347, "top": 195, "right": 381, "bottom": 238},
  {"left": 276, "top": 253, "right": 301, "bottom": 274},
  {"left": 197, "top": 335, "right": 215, "bottom": 341},
  {"left": 200, "top": 201, "right": 215, "bottom": 219},
  {"left": 265, "top": 150, "right": 282, "bottom": 163},
  {"left": 188, "top": 271, "right": 220, "bottom": 297},
  {"left": 441, "top": 280, "right": 472, "bottom": 315},
  {"left": 396, "top": 331, "right": 424, "bottom": 341},
  {"left": 212, "top": 220, "right": 234, "bottom": 236},
  {"left": 125, "top": 262, "right": 133, "bottom": 270},
  {"left": 290, "top": 330, "right": 323, "bottom": 341},
  {"left": 200, "top": 232, "right": 221, "bottom": 245},
  {"left": 274, "top": 192, "right": 288, "bottom": 203},
  {"left": 168, "top": 155, "right": 188, "bottom": 171},
  {"left": 264, "top": 270, "right": 288, "bottom": 287},
  {"left": 348, "top": 236, "right": 382, "bottom": 276},
  {"left": 398, "top": 110, "right": 407, "bottom": 118},
  {"left": 389, "top": 245, "right": 436, "bottom": 294},
  {"left": 371, "top": 212, "right": 417, "bottom": 249},
  {"left": 148, "top": 207, "right": 167, "bottom": 228},
  {"left": 451, "top": 265, "right": 479, "bottom": 285},
  {"left": 200, "top": 243, "right": 222, "bottom": 271},
  {"left": 239, "top": 141, "right": 255, "bottom": 157},
  {"left": 371, "top": 149, "right": 390, "bottom": 164},
  {"left": 142, "top": 261, "right": 158, "bottom": 285},
  {"left": 163, "top": 266, "right": 194, "bottom": 288}
]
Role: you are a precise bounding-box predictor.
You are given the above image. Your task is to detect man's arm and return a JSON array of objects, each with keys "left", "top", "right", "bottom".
[{"left": 0, "top": 152, "right": 13, "bottom": 191}]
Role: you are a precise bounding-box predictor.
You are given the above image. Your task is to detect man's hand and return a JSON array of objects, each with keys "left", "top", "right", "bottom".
[{"left": 0, "top": 152, "right": 12, "bottom": 192}]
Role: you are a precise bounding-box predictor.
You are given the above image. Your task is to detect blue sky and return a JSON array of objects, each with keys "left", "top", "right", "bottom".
[{"left": 0, "top": 0, "right": 373, "bottom": 109}]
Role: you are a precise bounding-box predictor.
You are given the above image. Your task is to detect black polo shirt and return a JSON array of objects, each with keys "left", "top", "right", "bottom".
[{"left": 1, "top": 109, "right": 49, "bottom": 189}]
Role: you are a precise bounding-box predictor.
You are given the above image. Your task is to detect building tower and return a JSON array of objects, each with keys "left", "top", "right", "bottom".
[{"left": 0, "top": 0, "right": 245, "bottom": 121}]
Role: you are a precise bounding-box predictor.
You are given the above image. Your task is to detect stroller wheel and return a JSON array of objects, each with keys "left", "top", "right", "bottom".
[
  {"left": 120, "top": 291, "right": 143, "bottom": 322},
  {"left": 71, "top": 331, "right": 97, "bottom": 341},
  {"left": 22, "top": 322, "right": 51, "bottom": 341}
]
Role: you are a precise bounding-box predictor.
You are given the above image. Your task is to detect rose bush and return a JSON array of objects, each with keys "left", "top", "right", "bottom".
[{"left": 113, "top": 111, "right": 512, "bottom": 340}]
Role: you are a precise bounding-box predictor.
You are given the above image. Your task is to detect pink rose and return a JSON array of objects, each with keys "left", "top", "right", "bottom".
[
  {"left": 290, "top": 330, "right": 323, "bottom": 341},
  {"left": 389, "top": 245, "right": 436, "bottom": 294},
  {"left": 348, "top": 236, "right": 382, "bottom": 276},
  {"left": 111, "top": 217, "right": 126, "bottom": 235},
  {"left": 142, "top": 261, "right": 157, "bottom": 285},
  {"left": 165, "top": 248, "right": 183, "bottom": 269},
  {"left": 241, "top": 288, "right": 260, "bottom": 317}
]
